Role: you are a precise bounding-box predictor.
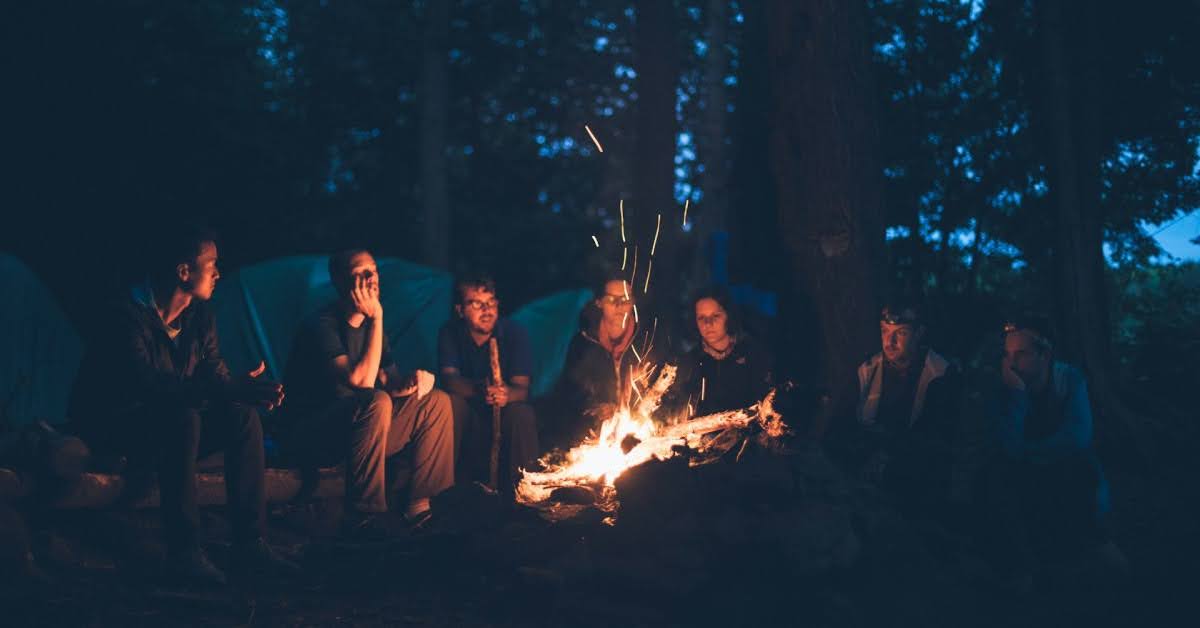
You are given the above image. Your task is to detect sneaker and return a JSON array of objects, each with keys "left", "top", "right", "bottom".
[
  {"left": 230, "top": 537, "right": 300, "bottom": 575},
  {"left": 165, "top": 547, "right": 227, "bottom": 586}
]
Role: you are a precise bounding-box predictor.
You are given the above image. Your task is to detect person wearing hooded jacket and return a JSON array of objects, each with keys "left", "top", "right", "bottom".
[{"left": 546, "top": 275, "right": 649, "bottom": 448}]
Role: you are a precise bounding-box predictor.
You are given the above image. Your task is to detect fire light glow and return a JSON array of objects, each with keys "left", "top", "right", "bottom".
[{"left": 517, "top": 364, "right": 787, "bottom": 517}]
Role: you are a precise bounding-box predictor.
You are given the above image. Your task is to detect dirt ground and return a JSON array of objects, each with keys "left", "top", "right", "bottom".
[{"left": 4, "top": 446, "right": 1197, "bottom": 628}]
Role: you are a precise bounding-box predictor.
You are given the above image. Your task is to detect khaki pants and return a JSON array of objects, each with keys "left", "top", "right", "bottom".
[{"left": 280, "top": 388, "right": 455, "bottom": 513}]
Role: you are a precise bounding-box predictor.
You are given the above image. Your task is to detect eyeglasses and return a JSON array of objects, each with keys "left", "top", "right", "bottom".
[
  {"left": 600, "top": 294, "right": 632, "bottom": 307},
  {"left": 463, "top": 298, "right": 499, "bottom": 312}
]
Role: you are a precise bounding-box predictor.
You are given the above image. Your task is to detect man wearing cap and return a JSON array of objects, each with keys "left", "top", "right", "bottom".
[
  {"left": 828, "top": 300, "right": 963, "bottom": 512},
  {"left": 980, "top": 314, "right": 1122, "bottom": 588}
]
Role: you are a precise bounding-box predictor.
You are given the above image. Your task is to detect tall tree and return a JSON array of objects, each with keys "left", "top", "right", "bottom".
[
  {"left": 691, "top": 0, "right": 730, "bottom": 287},
  {"left": 1035, "top": 0, "right": 1154, "bottom": 458},
  {"left": 632, "top": 0, "right": 682, "bottom": 329},
  {"left": 420, "top": 0, "right": 451, "bottom": 268},
  {"left": 767, "top": 0, "right": 886, "bottom": 434}
]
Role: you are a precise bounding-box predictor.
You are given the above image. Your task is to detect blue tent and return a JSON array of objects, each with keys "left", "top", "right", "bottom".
[{"left": 0, "top": 254, "right": 82, "bottom": 425}]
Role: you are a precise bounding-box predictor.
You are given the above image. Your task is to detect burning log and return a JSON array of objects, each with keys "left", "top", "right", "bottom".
[
  {"left": 517, "top": 389, "right": 786, "bottom": 509},
  {"left": 633, "top": 363, "right": 675, "bottom": 419},
  {"left": 660, "top": 390, "right": 781, "bottom": 445}
]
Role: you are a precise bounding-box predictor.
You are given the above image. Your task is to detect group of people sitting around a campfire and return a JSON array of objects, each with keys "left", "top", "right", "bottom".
[{"left": 66, "top": 226, "right": 1122, "bottom": 589}]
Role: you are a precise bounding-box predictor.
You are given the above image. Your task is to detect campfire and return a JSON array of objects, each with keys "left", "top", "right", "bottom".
[
  {"left": 517, "top": 142, "right": 790, "bottom": 521},
  {"left": 516, "top": 362, "right": 788, "bottom": 519}
]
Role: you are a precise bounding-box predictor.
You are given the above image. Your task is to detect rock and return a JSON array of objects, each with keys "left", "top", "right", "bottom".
[{"left": 549, "top": 485, "right": 596, "bottom": 505}]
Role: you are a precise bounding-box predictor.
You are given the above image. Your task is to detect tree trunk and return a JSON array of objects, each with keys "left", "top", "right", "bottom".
[
  {"left": 767, "top": 0, "right": 885, "bottom": 437},
  {"left": 690, "top": 0, "right": 730, "bottom": 289},
  {"left": 632, "top": 0, "right": 681, "bottom": 328},
  {"left": 419, "top": 0, "right": 451, "bottom": 268},
  {"left": 1036, "top": 0, "right": 1155, "bottom": 462}
]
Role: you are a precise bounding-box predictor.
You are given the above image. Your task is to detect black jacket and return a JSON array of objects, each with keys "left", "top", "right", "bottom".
[
  {"left": 69, "top": 291, "right": 233, "bottom": 425},
  {"left": 665, "top": 334, "right": 774, "bottom": 419}
]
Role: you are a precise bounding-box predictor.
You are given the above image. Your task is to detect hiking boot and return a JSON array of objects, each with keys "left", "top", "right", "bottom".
[
  {"left": 340, "top": 511, "right": 404, "bottom": 543},
  {"left": 404, "top": 508, "right": 434, "bottom": 532},
  {"left": 165, "top": 547, "right": 227, "bottom": 586},
  {"left": 230, "top": 537, "right": 300, "bottom": 576}
]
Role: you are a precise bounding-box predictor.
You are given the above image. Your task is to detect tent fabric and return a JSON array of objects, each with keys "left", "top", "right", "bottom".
[
  {"left": 0, "top": 254, "right": 82, "bottom": 425},
  {"left": 211, "top": 256, "right": 454, "bottom": 382},
  {"left": 508, "top": 289, "right": 593, "bottom": 397}
]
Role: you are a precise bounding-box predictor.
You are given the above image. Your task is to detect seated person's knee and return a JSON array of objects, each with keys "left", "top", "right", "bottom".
[
  {"left": 424, "top": 388, "right": 452, "bottom": 414},
  {"left": 355, "top": 388, "right": 393, "bottom": 421}
]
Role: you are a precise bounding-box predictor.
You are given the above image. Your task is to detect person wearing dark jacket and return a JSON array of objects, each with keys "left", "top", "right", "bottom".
[
  {"left": 666, "top": 289, "right": 774, "bottom": 419},
  {"left": 69, "top": 227, "right": 292, "bottom": 586},
  {"left": 826, "top": 301, "right": 963, "bottom": 513},
  {"left": 548, "top": 275, "right": 650, "bottom": 448}
]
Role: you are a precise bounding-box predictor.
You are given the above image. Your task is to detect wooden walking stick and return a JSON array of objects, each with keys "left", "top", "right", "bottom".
[{"left": 487, "top": 338, "right": 503, "bottom": 491}]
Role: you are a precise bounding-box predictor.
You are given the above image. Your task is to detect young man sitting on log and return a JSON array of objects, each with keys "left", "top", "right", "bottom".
[
  {"left": 275, "top": 249, "right": 454, "bottom": 537},
  {"left": 436, "top": 274, "right": 538, "bottom": 493},
  {"left": 826, "top": 300, "right": 963, "bottom": 515},
  {"left": 69, "top": 226, "right": 294, "bottom": 586}
]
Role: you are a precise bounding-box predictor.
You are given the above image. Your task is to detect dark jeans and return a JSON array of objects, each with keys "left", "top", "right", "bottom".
[
  {"left": 978, "top": 452, "right": 1107, "bottom": 573},
  {"left": 883, "top": 440, "right": 954, "bottom": 518},
  {"left": 450, "top": 395, "right": 538, "bottom": 489},
  {"left": 278, "top": 389, "right": 455, "bottom": 513},
  {"left": 78, "top": 402, "right": 266, "bottom": 554}
]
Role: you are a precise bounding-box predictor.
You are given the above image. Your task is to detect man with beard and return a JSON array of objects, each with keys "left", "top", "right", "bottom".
[
  {"left": 437, "top": 275, "right": 538, "bottom": 492},
  {"left": 69, "top": 227, "right": 293, "bottom": 585},
  {"left": 828, "top": 300, "right": 963, "bottom": 513}
]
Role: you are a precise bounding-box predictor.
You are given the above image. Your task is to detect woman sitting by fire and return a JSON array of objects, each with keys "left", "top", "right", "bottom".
[
  {"left": 546, "top": 274, "right": 656, "bottom": 448},
  {"left": 664, "top": 288, "right": 774, "bottom": 420}
]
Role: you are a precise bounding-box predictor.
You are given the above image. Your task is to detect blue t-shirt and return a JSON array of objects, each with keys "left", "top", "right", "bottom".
[{"left": 437, "top": 318, "right": 532, "bottom": 384}]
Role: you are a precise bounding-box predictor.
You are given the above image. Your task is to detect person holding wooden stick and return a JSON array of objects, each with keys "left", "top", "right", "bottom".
[{"left": 437, "top": 275, "right": 538, "bottom": 494}]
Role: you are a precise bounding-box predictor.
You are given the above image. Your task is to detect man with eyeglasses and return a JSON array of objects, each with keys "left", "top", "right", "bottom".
[
  {"left": 827, "top": 300, "right": 962, "bottom": 515},
  {"left": 437, "top": 275, "right": 537, "bottom": 492},
  {"left": 276, "top": 249, "right": 454, "bottom": 536},
  {"left": 980, "top": 313, "right": 1122, "bottom": 591}
]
